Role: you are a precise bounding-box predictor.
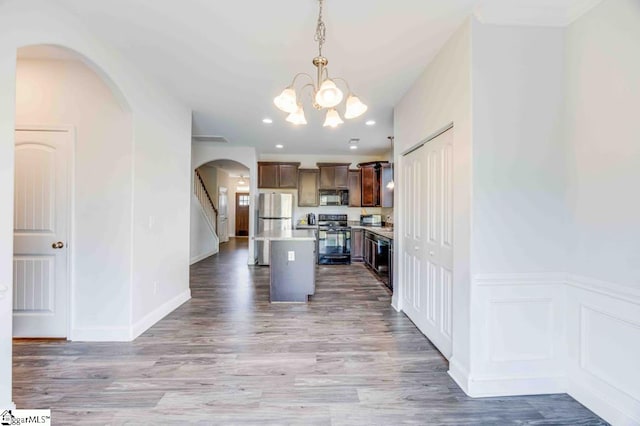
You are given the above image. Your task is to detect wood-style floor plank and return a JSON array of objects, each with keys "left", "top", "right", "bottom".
[{"left": 13, "top": 238, "right": 607, "bottom": 425}]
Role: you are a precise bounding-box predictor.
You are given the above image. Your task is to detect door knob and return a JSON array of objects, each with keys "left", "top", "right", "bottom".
[
  {"left": 429, "top": 251, "right": 435, "bottom": 256},
  {"left": 414, "top": 246, "right": 419, "bottom": 251},
  {"left": 52, "top": 241, "right": 64, "bottom": 249}
]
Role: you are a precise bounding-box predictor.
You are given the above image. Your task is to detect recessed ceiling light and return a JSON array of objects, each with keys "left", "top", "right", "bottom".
[
  {"left": 262, "top": 118, "right": 273, "bottom": 124},
  {"left": 350, "top": 145, "right": 358, "bottom": 150},
  {"left": 275, "top": 144, "right": 284, "bottom": 149},
  {"left": 365, "top": 120, "right": 376, "bottom": 126}
]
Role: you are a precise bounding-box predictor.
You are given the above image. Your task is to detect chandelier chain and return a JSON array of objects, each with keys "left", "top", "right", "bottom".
[{"left": 314, "top": 0, "right": 326, "bottom": 56}]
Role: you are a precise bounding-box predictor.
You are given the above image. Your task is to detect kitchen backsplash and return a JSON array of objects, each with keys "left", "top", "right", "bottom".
[{"left": 258, "top": 189, "right": 385, "bottom": 223}]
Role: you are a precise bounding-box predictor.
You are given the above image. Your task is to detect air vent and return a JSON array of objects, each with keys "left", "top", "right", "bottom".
[
  {"left": 192, "top": 135, "right": 229, "bottom": 143},
  {"left": 349, "top": 138, "right": 360, "bottom": 145}
]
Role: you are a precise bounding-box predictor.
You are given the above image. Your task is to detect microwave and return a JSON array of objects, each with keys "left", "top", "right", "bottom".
[
  {"left": 360, "top": 214, "right": 382, "bottom": 226},
  {"left": 319, "top": 189, "right": 349, "bottom": 206}
]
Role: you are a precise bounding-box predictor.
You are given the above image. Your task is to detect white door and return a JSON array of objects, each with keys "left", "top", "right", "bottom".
[
  {"left": 401, "top": 128, "right": 453, "bottom": 359},
  {"left": 13, "top": 129, "right": 70, "bottom": 337}
]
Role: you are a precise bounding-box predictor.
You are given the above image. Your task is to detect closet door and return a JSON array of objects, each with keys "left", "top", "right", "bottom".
[{"left": 401, "top": 128, "right": 453, "bottom": 359}]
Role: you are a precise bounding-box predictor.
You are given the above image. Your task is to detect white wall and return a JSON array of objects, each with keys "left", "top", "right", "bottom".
[
  {"left": 16, "top": 58, "right": 134, "bottom": 332},
  {"left": 468, "top": 21, "right": 568, "bottom": 396},
  {"left": 0, "top": 0, "right": 192, "bottom": 408},
  {"left": 564, "top": 0, "right": 640, "bottom": 423},
  {"left": 394, "top": 18, "right": 473, "bottom": 383},
  {"left": 565, "top": 0, "right": 640, "bottom": 289},
  {"left": 191, "top": 144, "right": 257, "bottom": 263},
  {"left": 396, "top": 7, "right": 640, "bottom": 423}
]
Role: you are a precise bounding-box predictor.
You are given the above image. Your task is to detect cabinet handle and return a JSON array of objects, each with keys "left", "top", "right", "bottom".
[{"left": 429, "top": 251, "right": 435, "bottom": 256}]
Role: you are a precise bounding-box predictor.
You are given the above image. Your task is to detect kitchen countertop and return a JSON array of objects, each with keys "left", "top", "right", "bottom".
[
  {"left": 295, "top": 222, "right": 393, "bottom": 239},
  {"left": 254, "top": 229, "right": 316, "bottom": 241},
  {"left": 295, "top": 224, "right": 318, "bottom": 229},
  {"left": 348, "top": 221, "right": 394, "bottom": 240}
]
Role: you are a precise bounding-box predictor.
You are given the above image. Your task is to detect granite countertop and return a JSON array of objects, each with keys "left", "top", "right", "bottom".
[
  {"left": 254, "top": 229, "right": 316, "bottom": 241},
  {"left": 348, "top": 221, "right": 394, "bottom": 240}
]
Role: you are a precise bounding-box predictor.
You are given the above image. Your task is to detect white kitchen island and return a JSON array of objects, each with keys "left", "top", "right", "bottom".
[{"left": 254, "top": 229, "right": 316, "bottom": 302}]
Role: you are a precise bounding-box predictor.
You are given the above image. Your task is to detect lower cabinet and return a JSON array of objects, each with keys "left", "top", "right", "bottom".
[{"left": 351, "top": 228, "right": 364, "bottom": 262}]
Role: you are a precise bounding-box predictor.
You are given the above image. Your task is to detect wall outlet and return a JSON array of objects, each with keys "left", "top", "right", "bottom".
[
  {"left": 153, "top": 281, "right": 159, "bottom": 295},
  {"left": 287, "top": 251, "right": 295, "bottom": 261}
]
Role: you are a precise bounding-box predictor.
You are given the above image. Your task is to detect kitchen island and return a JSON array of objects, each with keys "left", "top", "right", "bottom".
[{"left": 254, "top": 229, "right": 316, "bottom": 302}]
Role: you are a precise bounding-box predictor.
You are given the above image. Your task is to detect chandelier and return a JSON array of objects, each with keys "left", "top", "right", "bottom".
[{"left": 273, "top": 0, "right": 368, "bottom": 127}]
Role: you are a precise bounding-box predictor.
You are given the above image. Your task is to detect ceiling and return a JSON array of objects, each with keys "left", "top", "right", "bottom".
[{"left": 19, "top": 0, "right": 600, "bottom": 156}]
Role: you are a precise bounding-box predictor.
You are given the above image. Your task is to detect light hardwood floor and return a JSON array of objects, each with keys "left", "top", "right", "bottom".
[{"left": 13, "top": 238, "right": 606, "bottom": 425}]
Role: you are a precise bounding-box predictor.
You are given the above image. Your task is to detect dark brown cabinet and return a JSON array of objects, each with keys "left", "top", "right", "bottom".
[
  {"left": 351, "top": 228, "right": 364, "bottom": 262},
  {"left": 358, "top": 161, "right": 393, "bottom": 207},
  {"left": 298, "top": 169, "right": 319, "bottom": 207},
  {"left": 360, "top": 164, "right": 378, "bottom": 207},
  {"left": 317, "top": 163, "right": 349, "bottom": 189},
  {"left": 348, "top": 170, "right": 361, "bottom": 207},
  {"left": 258, "top": 162, "right": 300, "bottom": 189}
]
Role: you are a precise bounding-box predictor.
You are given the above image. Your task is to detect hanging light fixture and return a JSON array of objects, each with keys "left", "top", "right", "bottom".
[
  {"left": 273, "top": 0, "right": 368, "bottom": 126},
  {"left": 386, "top": 136, "right": 395, "bottom": 190},
  {"left": 238, "top": 176, "right": 246, "bottom": 185}
]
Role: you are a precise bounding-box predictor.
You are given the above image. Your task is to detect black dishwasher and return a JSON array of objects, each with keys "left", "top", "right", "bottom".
[{"left": 364, "top": 231, "right": 392, "bottom": 291}]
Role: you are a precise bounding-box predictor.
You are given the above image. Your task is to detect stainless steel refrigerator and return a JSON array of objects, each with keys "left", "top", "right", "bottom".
[{"left": 257, "top": 193, "right": 293, "bottom": 265}]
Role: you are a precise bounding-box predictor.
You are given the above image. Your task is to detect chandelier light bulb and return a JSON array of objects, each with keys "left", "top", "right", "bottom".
[
  {"left": 273, "top": 87, "right": 298, "bottom": 113},
  {"left": 323, "top": 108, "right": 344, "bottom": 127},
  {"left": 315, "top": 79, "right": 344, "bottom": 108},
  {"left": 344, "top": 94, "right": 368, "bottom": 119},
  {"left": 286, "top": 104, "right": 307, "bottom": 125}
]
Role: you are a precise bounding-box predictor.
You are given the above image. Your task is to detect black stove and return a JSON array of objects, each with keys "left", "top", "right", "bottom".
[
  {"left": 318, "top": 214, "right": 349, "bottom": 230},
  {"left": 317, "top": 214, "right": 351, "bottom": 265}
]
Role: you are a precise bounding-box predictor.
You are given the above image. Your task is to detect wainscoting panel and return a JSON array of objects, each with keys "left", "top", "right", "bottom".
[
  {"left": 465, "top": 273, "right": 567, "bottom": 397},
  {"left": 566, "top": 275, "right": 640, "bottom": 425}
]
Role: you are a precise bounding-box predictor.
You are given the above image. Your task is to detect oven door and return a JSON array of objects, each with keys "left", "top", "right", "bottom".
[{"left": 317, "top": 229, "right": 351, "bottom": 264}]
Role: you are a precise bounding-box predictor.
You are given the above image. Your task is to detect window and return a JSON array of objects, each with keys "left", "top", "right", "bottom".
[{"left": 238, "top": 195, "right": 250, "bottom": 206}]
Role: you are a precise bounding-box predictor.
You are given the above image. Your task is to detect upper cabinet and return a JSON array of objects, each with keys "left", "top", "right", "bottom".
[
  {"left": 298, "top": 169, "right": 319, "bottom": 207},
  {"left": 348, "top": 170, "right": 361, "bottom": 207},
  {"left": 358, "top": 161, "right": 393, "bottom": 207},
  {"left": 317, "top": 163, "right": 350, "bottom": 189},
  {"left": 258, "top": 162, "right": 300, "bottom": 188}
]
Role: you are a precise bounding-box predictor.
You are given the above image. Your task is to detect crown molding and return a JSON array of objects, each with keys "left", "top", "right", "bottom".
[{"left": 474, "top": 0, "right": 604, "bottom": 28}]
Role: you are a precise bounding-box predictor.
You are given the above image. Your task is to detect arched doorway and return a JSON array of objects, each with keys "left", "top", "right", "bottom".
[
  {"left": 12, "top": 44, "right": 133, "bottom": 338},
  {"left": 191, "top": 145, "right": 258, "bottom": 265}
]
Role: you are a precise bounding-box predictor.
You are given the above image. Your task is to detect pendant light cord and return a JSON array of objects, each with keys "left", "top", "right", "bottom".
[{"left": 314, "top": 0, "right": 326, "bottom": 56}]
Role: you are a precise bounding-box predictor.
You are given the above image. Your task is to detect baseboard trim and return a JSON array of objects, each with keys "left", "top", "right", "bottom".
[
  {"left": 190, "top": 249, "right": 217, "bottom": 265},
  {"left": 569, "top": 380, "right": 640, "bottom": 426},
  {"left": 466, "top": 374, "right": 567, "bottom": 397},
  {"left": 448, "top": 358, "right": 471, "bottom": 395},
  {"left": 131, "top": 289, "right": 191, "bottom": 340},
  {"left": 70, "top": 326, "right": 132, "bottom": 342}
]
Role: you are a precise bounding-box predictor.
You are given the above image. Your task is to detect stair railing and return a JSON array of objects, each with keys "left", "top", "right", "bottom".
[{"left": 194, "top": 169, "right": 218, "bottom": 233}]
